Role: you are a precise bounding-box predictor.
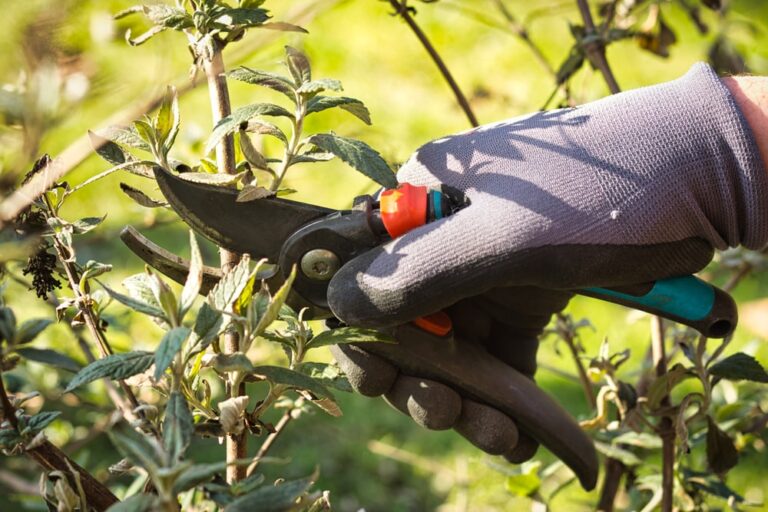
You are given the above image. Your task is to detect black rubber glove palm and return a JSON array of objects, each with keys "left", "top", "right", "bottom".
[{"left": 331, "top": 286, "right": 572, "bottom": 460}]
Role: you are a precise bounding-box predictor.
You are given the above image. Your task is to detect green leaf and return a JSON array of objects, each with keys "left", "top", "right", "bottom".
[
  {"left": 307, "top": 133, "right": 397, "bottom": 188},
  {"left": 180, "top": 231, "right": 203, "bottom": 320},
  {"left": 505, "top": 461, "right": 541, "bottom": 497},
  {"left": 555, "top": 47, "right": 585, "bottom": 85},
  {"left": 243, "top": 119, "right": 288, "bottom": 145},
  {"left": 154, "top": 327, "right": 190, "bottom": 380},
  {"left": 0, "top": 307, "right": 16, "bottom": 343},
  {"left": 164, "top": 392, "right": 193, "bottom": 462},
  {"left": 107, "top": 421, "right": 163, "bottom": 473},
  {"left": 141, "top": 5, "right": 192, "bottom": 29},
  {"left": 101, "top": 126, "right": 152, "bottom": 152},
  {"left": 211, "top": 353, "right": 255, "bottom": 373},
  {"left": 298, "top": 362, "right": 352, "bottom": 393},
  {"left": 26, "top": 411, "right": 61, "bottom": 434},
  {"left": 706, "top": 416, "right": 738, "bottom": 475},
  {"left": 228, "top": 67, "right": 295, "bottom": 101},
  {"left": 0, "top": 429, "right": 20, "bottom": 448},
  {"left": 178, "top": 172, "right": 243, "bottom": 186},
  {"left": 252, "top": 365, "right": 335, "bottom": 400},
  {"left": 260, "top": 22, "right": 308, "bottom": 33},
  {"left": 237, "top": 186, "right": 274, "bottom": 202},
  {"left": 125, "top": 25, "right": 167, "bottom": 46},
  {"left": 218, "top": 8, "right": 270, "bottom": 27},
  {"left": 296, "top": 79, "right": 342, "bottom": 98},
  {"left": 285, "top": 46, "right": 311, "bottom": 86},
  {"left": 16, "top": 348, "right": 81, "bottom": 373},
  {"left": 611, "top": 432, "right": 662, "bottom": 449},
  {"left": 306, "top": 96, "right": 371, "bottom": 125},
  {"left": 89, "top": 131, "right": 129, "bottom": 165},
  {"left": 156, "top": 86, "right": 179, "bottom": 153},
  {"left": 253, "top": 266, "right": 296, "bottom": 336},
  {"left": 14, "top": 318, "right": 52, "bottom": 344},
  {"left": 308, "top": 327, "right": 395, "bottom": 349},
  {"left": 106, "top": 493, "right": 159, "bottom": 512},
  {"left": 646, "top": 363, "right": 693, "bottom": 409},
  {"left": 239, "top": 132, "right": 270, "bottom": 170},
  {"left": 709, "top": 352, "right": 768, "bottom": 383},
  {"left": 225, "top": 475, "right": 314, "bottom": 512},
  {"left": 121, "top": 274, "right": 166, "bottom": 316},
  {"left": 173, "top": 462, "right": 228, "bottom": 494},
  {"left": 191, "top": 302, "right": 223, "bottom": 350},
  {"left": 120, "top": 183, "right": 167, "bottom": 208},
  {"left": 65, "top": 351, "right": 154, "bottom": 393},
  {"left": 103, "top": 282, "right": 166, "bottom": 320},
  {"left": 595, "top": 441, "right": 641, "bottom": 466},
  {"left": 209, "top": 256, "right": 253, "bottom": 313},
  {"left": 207, "top": 103, "right": 293, "bottom": 156},
  {"left": 72, "top": 216, "right": 105, "bottom": 234}
]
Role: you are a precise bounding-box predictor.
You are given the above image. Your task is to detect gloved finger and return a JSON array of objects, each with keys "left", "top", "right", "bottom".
[
  {"left": 329, "top": 344, "right": 398, "bottom": 397},
  {"left": 327, "top": 205, "right": 490, "bottom": 328},
  {"left": 383, "top": 375, "right": 461, "bottom": 430},
  {"left": 504, "top": 433, "right": 540, "bottom": 463},
  {"left": 454, "top": 399, "right": 518, "bottom": 456}
]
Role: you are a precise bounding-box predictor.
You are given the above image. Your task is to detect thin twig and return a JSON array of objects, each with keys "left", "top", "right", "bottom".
[
  {"left": 650, "top": 316, "right": 674, "bottom": 512},
  {"left": 575, "top": 0, "right": 621, "bottom": 94},
  {"left": 245, "top": 408, "right": 294, "bottom": 477},
  {"left": 388, "top": 0, "right": 479, "bottom": 127},
  {"left": 492, "top": 0, "right": 555, "bottom": 76},
  {"left": 202, "top": 39, "right": 246, "bottom": 484},
  {"left": 556, "top": 314, "right": 596, "bottom": 409}
]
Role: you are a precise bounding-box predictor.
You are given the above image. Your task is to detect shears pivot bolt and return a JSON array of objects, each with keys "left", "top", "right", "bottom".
[{"left": 300, "top": 249, "right": 341, "bottom": 281}]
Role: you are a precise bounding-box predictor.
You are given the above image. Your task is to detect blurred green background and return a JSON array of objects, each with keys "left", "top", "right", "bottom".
[{"left": 1, "top": 0, "right": 768, "bottom": 510}]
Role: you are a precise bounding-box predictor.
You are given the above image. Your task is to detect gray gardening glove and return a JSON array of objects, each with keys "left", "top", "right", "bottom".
[
  {"left": 327, "top": 62, "right": 768, "bottom": 327},
  {"left": 327, "top": 63, "right": 768, "bottom": 463}
]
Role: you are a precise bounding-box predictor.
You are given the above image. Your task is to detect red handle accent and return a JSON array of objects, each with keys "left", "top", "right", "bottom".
[
  {"left": 380, "top": 183, "right": 453, "bottom": 336},
  {"left": 379, "top": 183, "right": 428, "bottom": 238}
]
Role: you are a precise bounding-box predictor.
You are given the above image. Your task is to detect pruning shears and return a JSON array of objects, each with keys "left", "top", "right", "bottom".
[{"left": 120, "top": 166, "right": 738, "bottom": 491}]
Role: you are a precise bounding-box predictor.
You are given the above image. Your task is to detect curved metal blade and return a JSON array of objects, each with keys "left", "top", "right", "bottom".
[{"left": 154, "top": 166, "right": 334, "bottom": 262}]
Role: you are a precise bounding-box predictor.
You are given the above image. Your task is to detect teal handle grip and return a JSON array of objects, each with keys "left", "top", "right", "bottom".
[{"left": 579, "top": 276, "right": 737, "bottom": 338}]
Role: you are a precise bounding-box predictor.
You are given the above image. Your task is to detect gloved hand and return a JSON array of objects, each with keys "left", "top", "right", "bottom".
[{"left": 326, "top": 62, "right": 768, "bottom": 477}]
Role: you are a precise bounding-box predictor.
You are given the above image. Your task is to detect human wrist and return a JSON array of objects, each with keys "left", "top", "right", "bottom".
[{"left": 722, "top": 76, "right": 768, "bottom": 174}]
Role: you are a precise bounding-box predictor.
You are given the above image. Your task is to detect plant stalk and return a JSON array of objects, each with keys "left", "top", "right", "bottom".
[
  {"left": 388, "top": 0, "right": 479, "bottom": 127},
  {"left": 202, "top": 40, "right": 247, "bottom": 484},
  {"left": 651, "top": 316, "right": 674, "bottom": 512},
  {"left": 575, "top": 0, "right": 621, "bottom": 94}
]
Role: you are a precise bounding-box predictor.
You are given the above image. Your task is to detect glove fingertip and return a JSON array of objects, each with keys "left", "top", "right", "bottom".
[
  {"left": 454, "top": 400, "right": 519, "bottom": 456},
  {"left": 329, "top": 345, "right": 397, "bottom": 397},
  {"left": 384, "top": 376, "right": 461, "bottom": 430},
  {"left": 503, "top": 433, "right": 540, "bottom": 464}
]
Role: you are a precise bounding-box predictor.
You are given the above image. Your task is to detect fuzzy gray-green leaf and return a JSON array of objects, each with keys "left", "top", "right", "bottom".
[
  {"left": 225, "top": 475, "right": 314, "bottom": 512},
  {"left": 709, "top": 352, "right": 768, "bottom": 383},
  {"left": 106, "top": 493, "right": 159, "bottom": 512},
  {"left": 308, "top": 327, "right": 395, "bottom": 349},
  {"left": 307, "top": 133, "right": 396, "bottom": 188},
  {"left": 252, "top": 365, "right": 334, "bottom": 400},
  {"left": 206, "top": 104, "right": 293, "bottom": 155},
  {"left": 65, "top": 351, "right": 154, "bottom": 393},
  {"left": 14, "top": 318, "right": 53, "bottom": 345},
  {"left": 306, "top": 96, "right": 371, "bottom": 125},
  {"left": 16, "top": 348, "right": 81, "bottom": 373},
  {"left": 228, "top": 67, "right": 295, "bottom": 101},
  {"left": 285, "top": 46, "right": 311, "bottom": 85},
  {"left": 164, "top": 392, "right": 193, "bottom": 462},
  {"left": 120, "top": 183, "right": 168, "bottom": 208},
  {"left": 154, "top": 327, "right": 190, "bottom": 380}
]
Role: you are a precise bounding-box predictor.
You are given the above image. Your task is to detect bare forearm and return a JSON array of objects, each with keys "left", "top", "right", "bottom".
[{"left": 724, "top": 76, "right": 768, "bottom": 170}]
